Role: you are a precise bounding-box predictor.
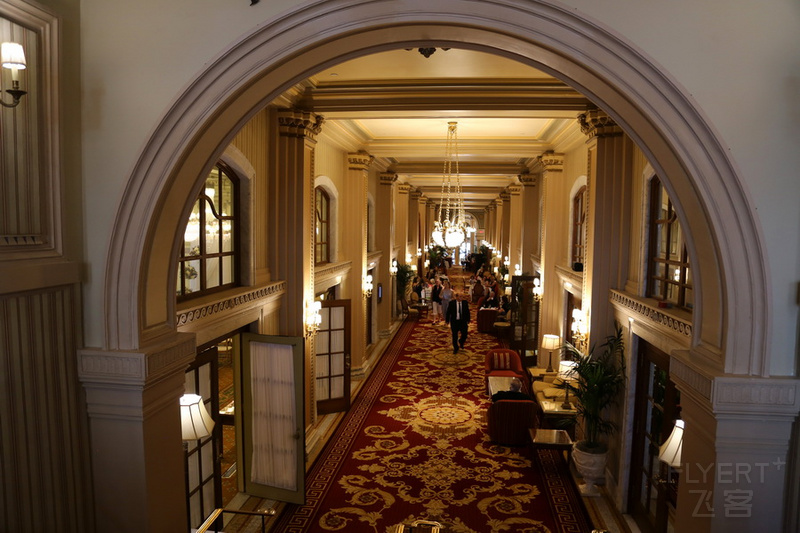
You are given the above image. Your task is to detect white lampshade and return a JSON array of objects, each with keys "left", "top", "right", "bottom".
[
  {"left": 659, "top": 419, "right": 684, "bottom": 469},
  {"left": 1, "top": 42, "right": 26, "bottom": 70},
  {"left": 558, "top": 359, "right": 577, "bottom": 378},
  {"left": 541, "top": 334, "right": 560, "bottom": 351},
  {"left": 180, "top": 394, "right": 215, "bottom": 441}
]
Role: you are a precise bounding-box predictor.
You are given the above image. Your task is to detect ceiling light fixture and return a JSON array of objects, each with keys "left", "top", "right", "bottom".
[{"left": 431, "top": 122, "right": 466, "bottom": 249}]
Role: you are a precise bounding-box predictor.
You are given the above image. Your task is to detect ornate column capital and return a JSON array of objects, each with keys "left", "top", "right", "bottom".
[
  {"left": 577, "top": 108, "right": 623, "bottom": 139},
  {"left": 379, "top": 172, "right": 398, "bottom": 185},
  {"left": 410, "top": 188, "right": 422, "bottom": 200},
  {"left": 277, "top": 108, "right": 324, "bottom": 140},
  {"left": 532, "top": 150, "right": 564, "bottom": 173},
  {"left": 397, "top": 183, "right": 414, "bottom": 194},
  {"left": 347, "top": 151, "right": 374, "bottom": 171},
  {"left": 518, "top": 171, "right": 539, "bottom": 187},
  {"left": 507, "top": 184, "right": 523, "bottom": 196}
]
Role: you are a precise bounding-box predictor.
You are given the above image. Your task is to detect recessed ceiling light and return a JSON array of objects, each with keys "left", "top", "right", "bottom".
[{"left": 330, "top": 72, "right": 338, "bottom": 77}]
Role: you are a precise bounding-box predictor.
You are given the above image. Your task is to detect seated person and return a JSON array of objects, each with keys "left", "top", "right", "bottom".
[
  {"left": 491, "top": 377, "right": 533, "bottom": 402},
  {"left": 482, "top": 291, "right": 499, "bottom": 309},
  {"left": 497, "top": 295, "right": 511, "bottom": 319}
]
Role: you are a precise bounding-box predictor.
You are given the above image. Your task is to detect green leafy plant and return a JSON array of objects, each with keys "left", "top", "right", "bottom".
[
  {"left": 558, "top": 327, "right": 626, "bottom": 452},
  {"left": 427, "top": 245, "right": 447, "bottom": 269},
  {"left": 395, "top": 263, "right": 414, "bottom": 299}
]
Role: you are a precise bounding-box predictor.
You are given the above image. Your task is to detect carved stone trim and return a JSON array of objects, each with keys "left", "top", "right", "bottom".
[
  {"left": 315, "top": 260, "right": 352, "bottom": 285},
  {"left": 507, "top": 184, "right": 523, "bottom": 195},
  {"left": 379, "top": 172, "right": 398, "bottom": 184},
  {"left": 518, "top": 172, "right": 538, "bottom": 186},
  {"left": 713, "top": 376, "right": 800, "bottom": 415},
  {"left": 531, "top": 150, "right": 564, "bottom": 173},
  {"left": 176, "top": 282, "right": 286, "bottom": 326},
  {"left": 79, "top": 333, "right": 196, "bottom": 385},
  {"left": 347, "top": 151, "right": 373, "bottom": 170},
  {"left": 397, "top": 183, "right": 414, "bottom": 194},
  {"left": 277, "top": 109, "right": 324, "bottom": 139},
  {"left": 610, "top": 290, "right": 693, "bottom": 338},
  {"left": 578, "top": 109, "right": 623, "bottom": 139},
  {"left": 670, "top": 355, "right": 714, "bottom": 401}
]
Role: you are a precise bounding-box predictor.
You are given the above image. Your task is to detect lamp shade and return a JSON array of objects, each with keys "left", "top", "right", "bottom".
[
  {"left": 180, "top": 394, "right": 215, "bottom": 441},
  {"left": 1, "top": 42, "right": 26, "bottom": 70},
  {"left": 541, "top": 334, "right": 560, "bottom": 351},
  {"left": 558, "top": 359, "right": 577, "bottom": 378},
  {"left": 658, "top": 419, "right": 684, "bottom": 469}
]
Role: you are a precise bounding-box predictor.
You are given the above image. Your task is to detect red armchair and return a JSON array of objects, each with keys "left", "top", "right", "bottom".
[
  {"left": 485, "top": 348, "right": 528, "bottom": 391},
  {"left": 487, "top": 399, "right": 538, "bottom": 446}
]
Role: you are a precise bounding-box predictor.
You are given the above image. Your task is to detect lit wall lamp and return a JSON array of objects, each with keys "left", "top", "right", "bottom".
[
  {"left": 1, "top": 42, "right": 27, "bottom": 108},
  {"left": 304, "top": 300, "right": 322, "bottom": 337},
  {"left": 363, "top": 274, "right": 373, "bottom": 298},
  {"left": 571, "top": 308, "right": 588, "bottom": 353},
  {"left": 389, "top": 259, "right": 398, "bottom": 276},
  {"left": 180, "top": 394, "right": 215, "bottom": 441},
  {"left": 532, "top": 278, "right": 543, "bottom": 302},
  {"left": 514, "top": 264, "right": 522, "bottom": 276}
]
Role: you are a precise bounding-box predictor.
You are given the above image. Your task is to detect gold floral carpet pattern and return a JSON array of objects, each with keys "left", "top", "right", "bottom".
[{"left": 274, "top": 313, "right": 593, "bottom": 532}]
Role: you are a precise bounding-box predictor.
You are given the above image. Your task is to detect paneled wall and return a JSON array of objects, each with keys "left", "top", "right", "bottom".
[{"left": 0, "top": 284, "right": 93, "bottom": 531}]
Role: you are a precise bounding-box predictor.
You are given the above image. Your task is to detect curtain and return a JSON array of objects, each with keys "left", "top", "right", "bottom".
[{"left": 250, "top": 342, "right": 297, "bottom": 490}]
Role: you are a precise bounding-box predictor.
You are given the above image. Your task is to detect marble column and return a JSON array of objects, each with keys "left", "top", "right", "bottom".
[
  {"left": 507, "top": 184, "right": 523, "bottom": 273},
  {"left": 518, "top": 172, "right": 541, "bottom": 274},
  {"left": 376, "top": 172, "right": 396, "bottom": 330},
  {"left": 578, "top": 109, "right": 634, "bottom": 347},
  {"left": 534, "top": 151, "right": 566, "bottom": 348},
  {"left": 273, "top": 108, "right": 323, "bottom": 426}
]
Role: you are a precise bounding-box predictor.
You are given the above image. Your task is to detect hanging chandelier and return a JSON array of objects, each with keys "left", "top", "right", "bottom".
[{"left": 431, "top": 122, "right": 467, "bottom": 249}]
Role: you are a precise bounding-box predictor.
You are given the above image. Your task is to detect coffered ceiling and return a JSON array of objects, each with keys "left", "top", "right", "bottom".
[{"left": 294, "top": 48, "right": 593, "bottom": 211}]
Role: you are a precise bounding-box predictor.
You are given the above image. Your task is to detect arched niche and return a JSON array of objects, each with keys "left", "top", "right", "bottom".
[{"left": 106, "top": 0, "right": 766, "bottom": 377}]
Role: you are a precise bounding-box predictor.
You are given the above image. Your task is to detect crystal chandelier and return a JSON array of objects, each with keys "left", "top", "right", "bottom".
[{"left": 431, "top": 122, "right": 466, "bottom": 249}]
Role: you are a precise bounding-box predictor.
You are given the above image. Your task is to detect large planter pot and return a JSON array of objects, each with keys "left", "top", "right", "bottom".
[{"left": 572, "top": 441, "right": 608, "bottom": 496}]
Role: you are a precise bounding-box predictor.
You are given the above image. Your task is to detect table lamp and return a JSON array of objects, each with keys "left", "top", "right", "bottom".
[
  {"left": 541, "top": 334, "right": 560, "bottom": 372},
  {"left": 558, "top": 360, "right": 577, "bottom": 410}
]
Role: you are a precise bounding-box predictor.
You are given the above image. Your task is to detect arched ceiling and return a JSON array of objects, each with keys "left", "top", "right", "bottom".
[{"left": 282, "top": 48, "right": 592, "bottom": 211}]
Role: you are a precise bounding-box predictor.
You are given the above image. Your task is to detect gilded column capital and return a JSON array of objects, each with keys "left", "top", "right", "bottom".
[
  {"left": 532, "top": 150, "right": 564, "bottom": 173},
  {"left": 518, "top": 171, "right": 538, "bottom": 187},
  {"left": 347, "top": 151, "right": 374, "bottom": 170},
  {"left": 499, "top": 191, "right": 511, "bottom": 201},
  {"left": 411, "top": 189, "right": 423, "bottom": 200},
  {"left": 577, "top": 108, "right": 623, "bottom": 139},
  {"left": 507, "top": 184, "right": 522, "bottom": 196},
  {"left": 379, "top": 172, "right": 398, "bottom": 185},
  {"left": 398, "top": 183, "right": 414, "bottom": 194},
  {"left": 277, "top": 108, "right": 324, "bottom": 139}
]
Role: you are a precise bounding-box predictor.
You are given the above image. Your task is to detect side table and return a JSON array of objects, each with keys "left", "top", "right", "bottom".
[{"left": 529, "top": 428, "right": 573, "bottom": 463}]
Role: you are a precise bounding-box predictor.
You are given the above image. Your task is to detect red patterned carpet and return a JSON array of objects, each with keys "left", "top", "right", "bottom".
[{"left": 273, "top": 309, "right": 594, "bottom": 533}]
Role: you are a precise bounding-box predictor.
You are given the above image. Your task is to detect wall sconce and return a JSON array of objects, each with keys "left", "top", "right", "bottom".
[
  {"left": 405, "top": 253, "right": 413, "bottom": 263},
  {"left": 180, "top": 394, "right": 215, "bottom": 441},
  {"left": 363, "top": 274, "right": 373, "bottom": 298},
  {"left": 304, "top": 300, "right": 322, "bottom": 337},
  {"left": 571, "top": 308, "right": 588, "bottom": 352},
  {"left": 514, "top": 264, "right": 522, "bottom": 276},
  {"left": 389, "top": 259, "right": 398, "bottom": 276},
  {"left": 532, "top": 278, "right": 543, "bottom": 302},
  {"left": 504, "top": 255, "right": 509, "bottom": 263},
  {"left": 1, "top": 42, "right": 27, "bottom": 108},
  {"left": 411, "top": 264, "right": 417, "bottom": 272}
]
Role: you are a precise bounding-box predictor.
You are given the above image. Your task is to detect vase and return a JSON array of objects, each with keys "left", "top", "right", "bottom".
[{"left": 572, "top": 442, "right": 608, "bottom": 496}]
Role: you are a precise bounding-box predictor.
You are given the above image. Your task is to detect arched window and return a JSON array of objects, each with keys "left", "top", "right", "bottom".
[
  {"left": 315, "top": 187, "right": 330, "bottom": 264},
  {"left": 177, "top": 162, "right": 238, "bottom": 299},
  {"left": 647, "top": 177, "right": 693, "bottom": 309},
  {"left": 571, "top": 186, "right": 587, "bottom": 269}
]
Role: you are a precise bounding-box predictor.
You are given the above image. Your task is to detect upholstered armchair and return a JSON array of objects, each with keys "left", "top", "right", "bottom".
[
  {"left": 487, "top": 399, "right": 538, "bottom": 446},
  {"left": 485, "top": 349, "right": 528, "bottom": 392},
  {"left": 477, "top": 308, "right": 498, "bottom": 332}
]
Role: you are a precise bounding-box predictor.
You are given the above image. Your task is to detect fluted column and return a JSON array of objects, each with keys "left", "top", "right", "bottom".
[
  {"left": 344, "top": 151, "right": 372, "bottom": 373},
  {"left": 376, "top": 172, "right": 397, "bottom": 330},
  {"left": 507, "top": 184, "right": 523, "bottom": 272},
  {"left": 395, "top": 183, "right": 412, "bottom": 264},
  {"left": 535, "top": 151, "right": 566, "bottom": 351},
  {"left": 500, "top": 191, "right": 511, "bottom": 260},
  {"left": 519, "top": 172, "right": 541, "bottom": 273},
  {"left": 273, "top": 108, "right": 323, "bottom": 426},
  {"left": 409, "top": 189, "right": 421, "bottom": 265},
  {"left": 578, "top": 109, "right": 633, "bottom": 346}
]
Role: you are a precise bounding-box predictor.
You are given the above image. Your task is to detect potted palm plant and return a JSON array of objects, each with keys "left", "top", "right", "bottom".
[{"left": 558, "top": 327, "right": 626, "bottom": 495}]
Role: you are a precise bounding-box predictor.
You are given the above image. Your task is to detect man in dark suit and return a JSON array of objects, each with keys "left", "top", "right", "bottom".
[{"left": 445, "top": 289, "right": 470, "bottom": 354}]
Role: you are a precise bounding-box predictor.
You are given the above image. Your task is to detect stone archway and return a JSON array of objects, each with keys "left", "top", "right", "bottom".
[{"left": 95, "top": 1, "right": 778, "bottom": 530}]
